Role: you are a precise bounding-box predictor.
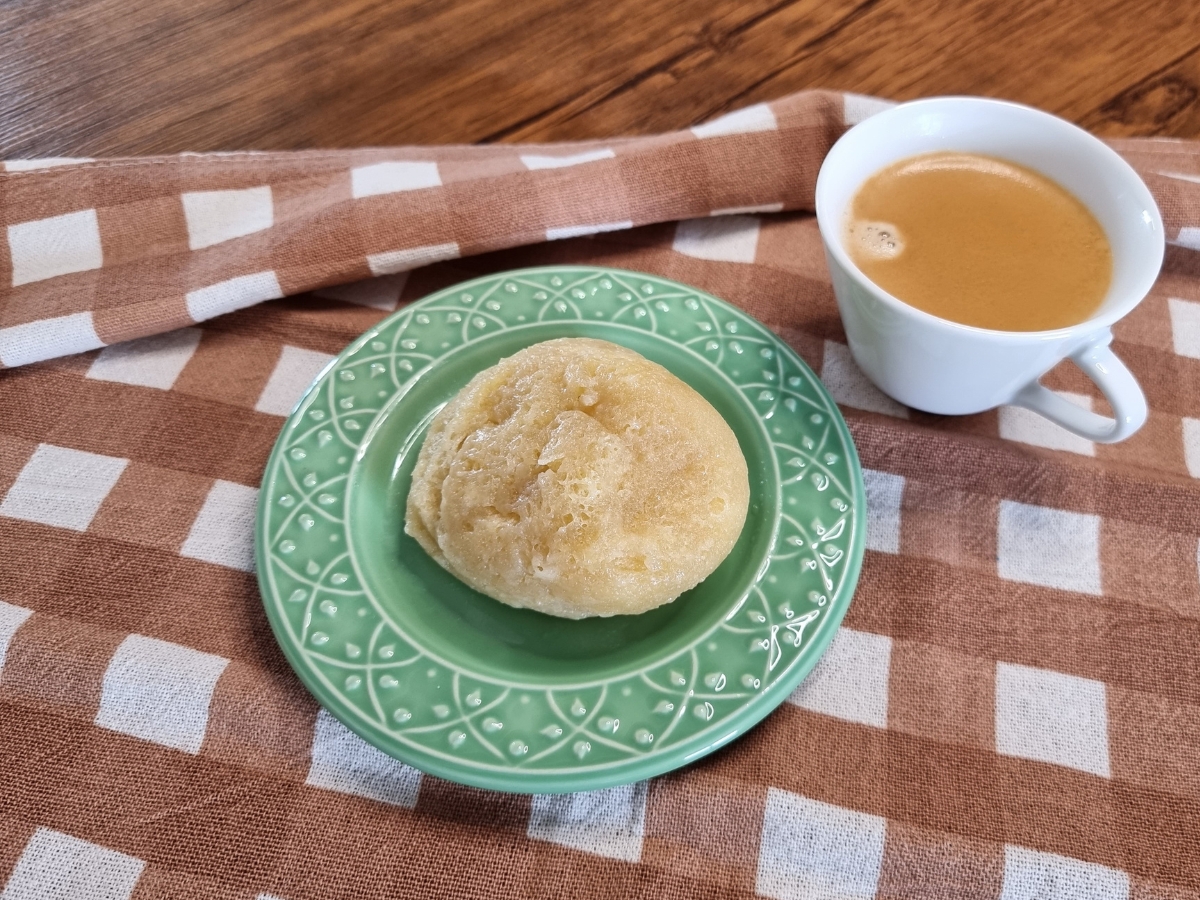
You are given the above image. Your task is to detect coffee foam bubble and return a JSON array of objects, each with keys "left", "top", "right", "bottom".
[{"left": 846, "top": 219, "right": 904, "bottom": 260}]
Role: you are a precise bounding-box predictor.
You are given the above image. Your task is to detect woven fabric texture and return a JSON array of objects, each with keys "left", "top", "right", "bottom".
[{"left": 0, "top": 89, "right": 1198, "bottom": 899}]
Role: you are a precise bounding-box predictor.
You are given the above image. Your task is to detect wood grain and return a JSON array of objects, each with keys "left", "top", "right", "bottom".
[{"left": 0, "top": 0, "right": 1197, "bottom": 156}]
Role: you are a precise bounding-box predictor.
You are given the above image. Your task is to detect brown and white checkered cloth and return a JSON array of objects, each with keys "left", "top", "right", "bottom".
[{"left": 0, "top": 88, "right": 1198, "bottom": 899}]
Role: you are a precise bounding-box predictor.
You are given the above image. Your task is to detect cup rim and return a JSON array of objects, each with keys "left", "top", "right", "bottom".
[{"left": 814, "top": 95, "right": 1165, "bottom": 342}]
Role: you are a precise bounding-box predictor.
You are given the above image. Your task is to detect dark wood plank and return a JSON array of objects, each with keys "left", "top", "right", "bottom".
[
  {"left": 1080, "top": 45, "right": 1200, "bottom": 138},
  {"left": 500, "top": 0, "right": 1200, "bottom": 142},
  {"left": 0, "top": 0, "right": 1198, "bottom": 157}
]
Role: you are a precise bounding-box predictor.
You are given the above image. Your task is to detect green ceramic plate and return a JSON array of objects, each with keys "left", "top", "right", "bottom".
[{"left": 257, "top": 266, "right": 865, "bottom": 794}]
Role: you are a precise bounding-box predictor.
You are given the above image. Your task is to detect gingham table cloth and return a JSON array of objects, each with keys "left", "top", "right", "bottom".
[{"left": 0, "top": 89, "right": 1198, "bottom": 899}]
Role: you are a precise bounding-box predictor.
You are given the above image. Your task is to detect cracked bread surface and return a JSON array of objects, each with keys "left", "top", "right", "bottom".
[{"left": 405, "top": 337, "right": 750, "bottom": 618}]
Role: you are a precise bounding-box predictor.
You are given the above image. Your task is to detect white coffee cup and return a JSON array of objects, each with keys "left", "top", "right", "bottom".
[{"left": 815, "top": 97, "right": 1164, "bottom": 442}]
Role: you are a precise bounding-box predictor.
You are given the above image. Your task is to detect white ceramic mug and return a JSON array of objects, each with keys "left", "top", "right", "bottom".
[{"left": 815, "top": 97, "right": 1164, "bottom": 442}]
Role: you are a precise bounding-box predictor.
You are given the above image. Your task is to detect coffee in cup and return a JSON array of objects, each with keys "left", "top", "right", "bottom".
[
  {"left": 814, "top": 97, "right": 1164, "bottom": 443},
  {"left": 843, "top": 151, "right": 1112, "bottom": 332}
]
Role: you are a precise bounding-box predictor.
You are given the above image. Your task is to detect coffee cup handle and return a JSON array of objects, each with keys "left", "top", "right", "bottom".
[{"left": 1011, "top": 329, "right": 1147, "bottom": 443}]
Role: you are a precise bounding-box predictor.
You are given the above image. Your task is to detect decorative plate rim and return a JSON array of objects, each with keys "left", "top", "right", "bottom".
[{"left": 256, "top": 265, "right": 866, "bottom": 794}]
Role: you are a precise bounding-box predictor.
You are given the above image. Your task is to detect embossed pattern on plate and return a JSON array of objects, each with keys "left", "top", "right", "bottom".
[{"left": 257, "top": 266, "right": 865, "bottom": 793}]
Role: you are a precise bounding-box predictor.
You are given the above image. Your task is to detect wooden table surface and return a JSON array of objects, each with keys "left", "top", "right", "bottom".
[{"left": 1, "top": 0, "right": 1197, "bottom": 156}]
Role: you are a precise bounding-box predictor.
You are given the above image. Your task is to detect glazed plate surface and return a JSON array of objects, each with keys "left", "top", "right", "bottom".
[{"left": 256, "top": 266, "right": 865, "bottom": 793}]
